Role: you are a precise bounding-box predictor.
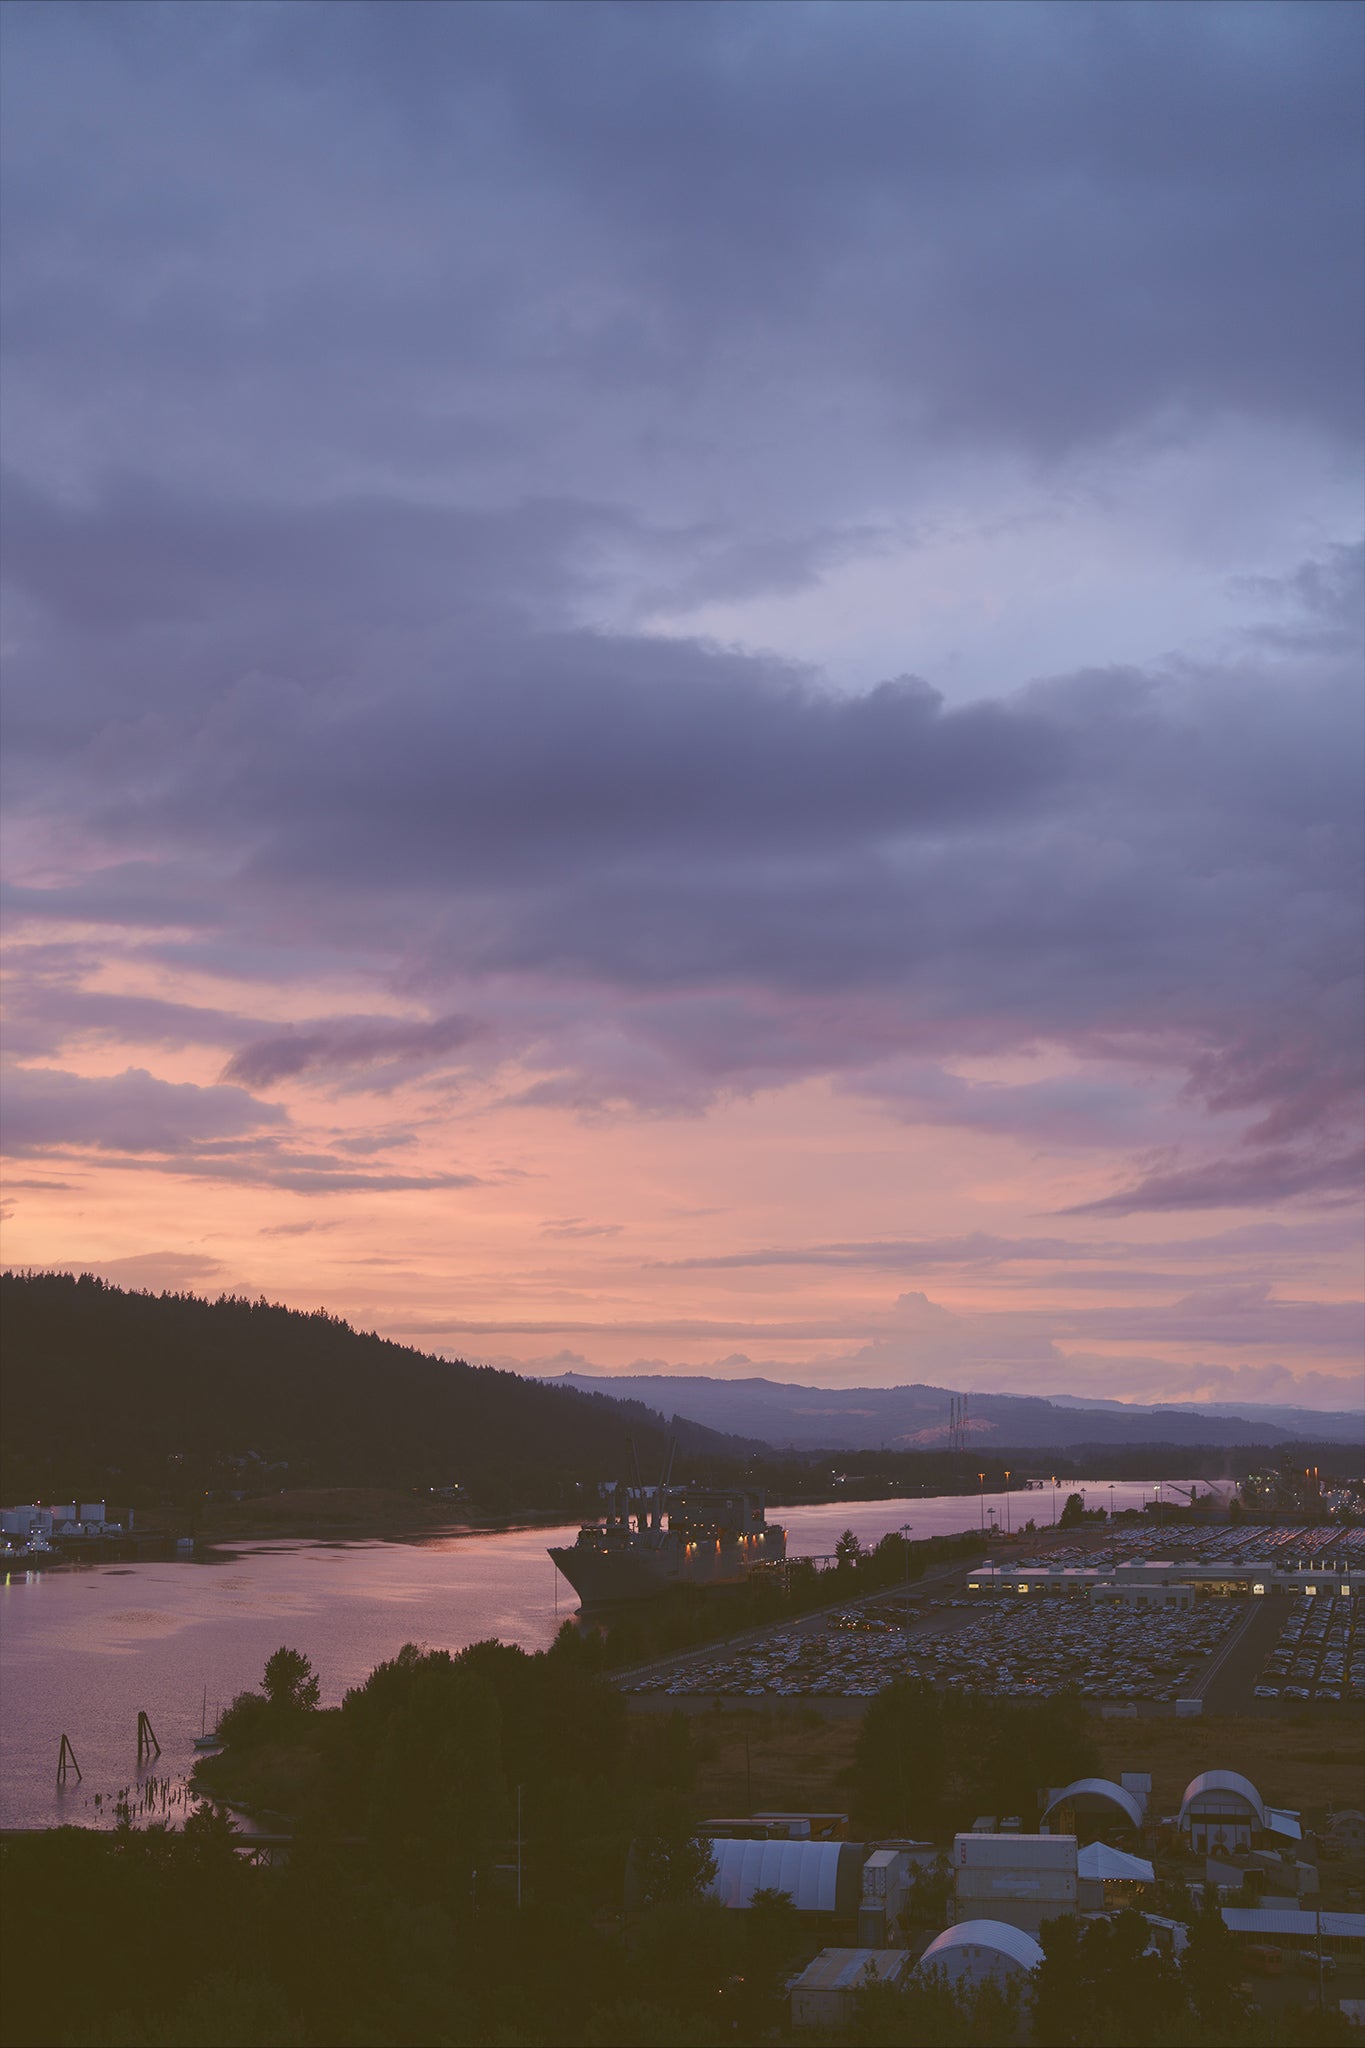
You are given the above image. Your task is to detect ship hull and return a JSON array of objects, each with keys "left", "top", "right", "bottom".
[{"left": 550, "top": 1528, "right": 785, "bottom": 1607}]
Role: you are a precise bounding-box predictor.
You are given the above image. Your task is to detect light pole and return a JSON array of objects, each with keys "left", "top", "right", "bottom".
[
  {"left": 901, "top": 1522, "right": 914, "bottom": 1590},
  {"left": 979, "top": 1473, "right": 986, "bottom": 1535},
  {"left": 1051, "top": 1477, "right": 1058, "bottom": 1528},
  {"left": 1004, "top": 1471, "right": 1011, "bottom": 1538}
]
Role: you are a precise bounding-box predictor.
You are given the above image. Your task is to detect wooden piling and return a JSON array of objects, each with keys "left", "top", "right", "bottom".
[
  {"left": 56, "top": 1733, "right": 81, "bottom": 1784},
  {"left": 136, "top": 1710, "right": 161, "bottom": 1764}
]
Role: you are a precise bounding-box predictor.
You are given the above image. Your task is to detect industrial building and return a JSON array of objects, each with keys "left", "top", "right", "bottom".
[
  {"left": 1220, "top": 1908, "right": 1365, "bottom": 1958},
  {"left": 967, "top": 1559, "right": 1364, "bottom": 1602},
  {"left": 916, "top": 1920, "right": 1045, "bottom": 1991},
  {"left": 789, "top": 1948, "right": 910, "bottom": 2029},
  {"left": 1, "top": 1500, "right": 121, "bottom": 1540},
  {"left": 952, "top": 1832, "right": 1077, "bottom": 1937}
]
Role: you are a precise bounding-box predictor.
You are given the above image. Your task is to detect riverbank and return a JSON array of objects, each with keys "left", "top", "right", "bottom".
[{"left": 195, "top": 1487, "right": 572, "bottom": 1542}]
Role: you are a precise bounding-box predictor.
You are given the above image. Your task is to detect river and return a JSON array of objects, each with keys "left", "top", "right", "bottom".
[{"left": 0, "top": 1478, "right": 1170, "bottom": 1829}]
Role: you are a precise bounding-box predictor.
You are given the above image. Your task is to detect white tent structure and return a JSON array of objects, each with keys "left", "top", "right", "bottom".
[
  {"left": 916, "top": 1920, "right": 1044, "bottom": 1991},
  {"left": 1077, "top": 1843, "right": 1154, "bottom": 1883}
]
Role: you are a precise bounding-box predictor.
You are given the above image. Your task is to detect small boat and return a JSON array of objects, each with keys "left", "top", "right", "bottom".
[{"left": 193, "top": 1688, "right": 222, "bottom": 1750}]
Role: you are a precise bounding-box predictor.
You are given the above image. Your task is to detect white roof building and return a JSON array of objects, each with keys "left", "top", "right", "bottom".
[
  {"left": 790, "top": 1948, "right": 911, "bottom": 2029},
  {"left": 1222, "top": 1909, "right": 1365, "bottom": 1946},
  {"left": 917, "top": 1920, "right": 1045, "bottom": 1989}
]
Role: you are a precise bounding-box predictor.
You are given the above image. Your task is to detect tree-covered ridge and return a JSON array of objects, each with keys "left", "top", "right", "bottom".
[{"left": 0, "top": 1270, "right": 753, "bottom": 1510}]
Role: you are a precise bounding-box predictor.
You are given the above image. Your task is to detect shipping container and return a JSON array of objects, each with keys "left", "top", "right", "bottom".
[{"left": 955, "top": 1833, "right": 1077, "bottom": 1870}]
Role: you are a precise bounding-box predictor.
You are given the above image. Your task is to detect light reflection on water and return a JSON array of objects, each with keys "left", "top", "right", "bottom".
[{"left": 0, "top": 1480, "right": 1163, "bottom": 1828}]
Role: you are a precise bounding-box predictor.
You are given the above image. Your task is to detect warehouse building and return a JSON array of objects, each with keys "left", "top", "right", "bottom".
[
  {"left": 1221, "top": 1908, "right": 1365, "bottom": 1958},
  {"left": 916, "top": 1920, "right": 1045, "bottom": 1991},
  {"left": 789, "top": 1948, "right": 910, "bottom": 2029},
  {"left": 967, "top": 1560, "right": 1364, "bottom": 1601}
]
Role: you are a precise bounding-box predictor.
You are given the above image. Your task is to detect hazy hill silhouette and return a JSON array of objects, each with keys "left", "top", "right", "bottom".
[{"left": 547, "top": 1369, "right": 1365, "bottom": 1453}]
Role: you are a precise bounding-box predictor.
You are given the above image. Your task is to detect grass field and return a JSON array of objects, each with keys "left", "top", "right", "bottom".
[
  {"left": 1091, "top": 1710, "right": 1365, "bottom": 1824},
  {"left": 686, "top": 1704, "right": 861, "bottom": 1818},
  {"left": 671, "top": 1701, "right": 1365, "bottom": 1833}
]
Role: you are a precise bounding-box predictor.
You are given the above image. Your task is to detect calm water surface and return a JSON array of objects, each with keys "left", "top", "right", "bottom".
[{"left": 0, "top": 1480, "right": 1165, "bottom": 1828}]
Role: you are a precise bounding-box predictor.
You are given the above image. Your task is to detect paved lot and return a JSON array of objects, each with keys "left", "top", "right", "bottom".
[
  {"left": 625, "top": 1590, "right": 1249, "bottom": 1706},
  {"left": 614, "top": 1524, "right": 1364, "bottom": 1717}
]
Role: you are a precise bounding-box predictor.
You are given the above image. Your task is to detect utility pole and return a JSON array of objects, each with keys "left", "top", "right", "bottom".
[
  {"left": 516, "top": 1785, "right": 523, "bottom": 1910},
  {"left": 1316, "top": 1903, "right": 1325, "bottom": 2013}
]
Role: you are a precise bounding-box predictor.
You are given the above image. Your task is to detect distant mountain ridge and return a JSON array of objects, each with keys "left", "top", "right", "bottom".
[{"left": 547, "top": 1371, "right": 1365, "bottom": 1452}]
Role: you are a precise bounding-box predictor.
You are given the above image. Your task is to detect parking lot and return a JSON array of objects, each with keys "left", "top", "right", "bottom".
[
  {"left": 1253, "top": 1591, "right": 1363, "bottom": 1703},
  {"left": 622, "top": 1523, "right": 1363, "bottom": 1711},
  {"left": 627, "top": 1591, "right": 1246, "bottom": 1703}
]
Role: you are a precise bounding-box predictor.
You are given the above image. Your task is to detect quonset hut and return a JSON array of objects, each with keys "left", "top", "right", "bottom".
[
  {"left": 916, "top": 1920, "right": 1045, "bottom": 1991},
  {"left": 1178, "top": 1771, "right": 1264, "bottom": 1853},
  {"left": 706, "top": 1838, "right": 867, "bottom": 1917},
  {"left": 1041, "top": 1777, "right": 1148, "bottom": 1843}
]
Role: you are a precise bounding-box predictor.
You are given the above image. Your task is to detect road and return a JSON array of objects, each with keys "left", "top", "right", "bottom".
[{"left": 1196, "top": 1594, "right": 1283, "bottom": 1712}]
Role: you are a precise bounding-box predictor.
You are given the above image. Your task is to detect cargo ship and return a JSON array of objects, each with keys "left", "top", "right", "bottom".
[{"left": 549, "top": 1464, "right": 786, "bottom": 1607}]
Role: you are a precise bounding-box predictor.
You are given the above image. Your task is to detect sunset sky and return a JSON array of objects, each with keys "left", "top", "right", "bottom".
[{"left": 2, "top": 1, "right": 1362, "bottom": 1412}]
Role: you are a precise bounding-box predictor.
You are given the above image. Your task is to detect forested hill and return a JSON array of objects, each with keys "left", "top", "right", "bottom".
[{"left": 0, "top": 1271, "right": 755, "bottom": 1513}]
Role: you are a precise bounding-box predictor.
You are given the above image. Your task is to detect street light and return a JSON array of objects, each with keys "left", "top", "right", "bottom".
[
  {"left": 900, "top": 1522, "right": 914, "bottom": 1590},
  {"left": 979, "top": 1473, "right": 986, "bottom": 1534},
  {"left": 1004, "top": 1470, "right": 1011, "bottom": 1538}
]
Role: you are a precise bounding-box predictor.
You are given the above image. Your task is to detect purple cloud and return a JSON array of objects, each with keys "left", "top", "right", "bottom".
[
  {"left": 1, "top": 0, "right": 1361, "bottom": 1230},
  {"left": 222, "top": 1013, "right": 480, "bottom": 1088},
  {"left": 0, "top": 1064, "right": 286, "bottom": 1157},
  {"left": 1063, "top": 1145, "right": 1365, "bottom": 1216}
]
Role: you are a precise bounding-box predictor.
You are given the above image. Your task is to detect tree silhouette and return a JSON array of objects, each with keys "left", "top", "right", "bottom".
[{"left": 263, "top": 1646, "right": 321, "bottom": 1714}]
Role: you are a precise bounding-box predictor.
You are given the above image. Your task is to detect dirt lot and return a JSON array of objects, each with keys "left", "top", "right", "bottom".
[{"left": 659, "top": 1701, "right": 1365, "bottom": 1834}]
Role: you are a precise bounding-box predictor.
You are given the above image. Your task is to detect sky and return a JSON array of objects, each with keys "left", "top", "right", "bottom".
[{"left": 1, "top": 0, "right": 1362, "bottom": 1413}]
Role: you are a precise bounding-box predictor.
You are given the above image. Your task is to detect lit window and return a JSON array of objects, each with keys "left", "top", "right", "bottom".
[{"left": 1252, "top": 1583, "right": 1265, "bottom": 1595}]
